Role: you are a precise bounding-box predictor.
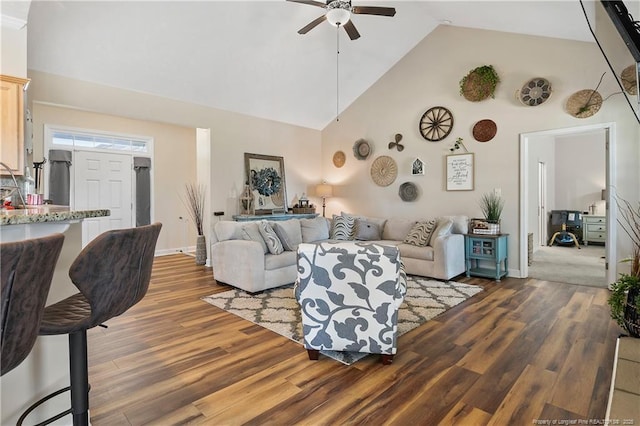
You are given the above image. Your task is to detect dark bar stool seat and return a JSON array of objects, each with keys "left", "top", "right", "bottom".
[
  {"left": 1, "top": 234, "right": 65, "bottom": 376},
  {"left": 18, "top": 223, "right": 162, "bottom": 426}
]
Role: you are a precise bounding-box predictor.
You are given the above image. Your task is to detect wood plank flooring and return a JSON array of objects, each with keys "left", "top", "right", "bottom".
[{"left": 87, "top": 254, "right": 622, "bottom": 425}]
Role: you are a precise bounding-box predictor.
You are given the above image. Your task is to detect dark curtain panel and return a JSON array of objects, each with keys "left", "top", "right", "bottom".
[
  {"left": 134, "top": 157, "right": 151, "bottom": 226},
  {"left": 48, "top": 150, "right": 72, "bottom": 206}
]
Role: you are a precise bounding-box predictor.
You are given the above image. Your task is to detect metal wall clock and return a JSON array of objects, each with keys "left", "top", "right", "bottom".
[{"left": 419, "top": 106, "right": 453, "bottom": 141}]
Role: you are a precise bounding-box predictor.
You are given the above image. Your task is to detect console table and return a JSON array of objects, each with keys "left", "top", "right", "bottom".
[
  {"left": 464, "top": 233, "right": 509, "bottom": 282},
  {"left": 232, "top": 213, "right": 318, "bottom": 222}
]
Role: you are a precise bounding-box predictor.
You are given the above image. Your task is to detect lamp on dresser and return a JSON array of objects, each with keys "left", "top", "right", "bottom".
[{"left": 316, "top": 182, "right": 333, "bottom": 217}]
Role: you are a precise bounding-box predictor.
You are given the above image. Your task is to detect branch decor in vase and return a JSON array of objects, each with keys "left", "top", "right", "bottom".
[{"left": 183, "top": 183, "right": 206, "bottom": 265}]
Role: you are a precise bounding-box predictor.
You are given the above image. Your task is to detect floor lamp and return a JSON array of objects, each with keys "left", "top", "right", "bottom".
[{"left": 316, "top": 183, "right": 333, "bottom": 217}]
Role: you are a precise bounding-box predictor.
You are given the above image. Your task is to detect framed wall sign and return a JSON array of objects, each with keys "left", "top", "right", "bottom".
[
  {"left": 411, "top": 158, "right": 425, "bottom": 175},
  {"left": 446, "top": 153, "right": 474, "bottom": 191},
  {"left": 244, "top": 153, "right": 287, "bottom": 215}
]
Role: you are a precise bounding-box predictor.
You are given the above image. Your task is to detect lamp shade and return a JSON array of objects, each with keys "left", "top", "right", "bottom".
[
  {"left": 326, "top": 8, "right": 351, "bottom": 27},
  {"left": 316, "top": 183, "right": 333, "bottom": 198}
]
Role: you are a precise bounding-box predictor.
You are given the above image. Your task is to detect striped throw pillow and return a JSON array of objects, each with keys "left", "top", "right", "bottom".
[
  {"left": 257, "top": 220, "right": 284, "bottom": 255},
  {"left": 403, "top": 219, "right": 437, "bottom": 247},
  {"left": 330, "top": 215, "right": 356, "bottom": 240}
]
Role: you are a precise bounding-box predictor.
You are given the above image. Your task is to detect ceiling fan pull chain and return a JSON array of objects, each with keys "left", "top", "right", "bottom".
[{"left": 336, "top": 26, "right": 340, "bottom": 122}]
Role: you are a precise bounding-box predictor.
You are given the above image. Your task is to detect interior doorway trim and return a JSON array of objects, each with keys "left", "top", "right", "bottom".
[{"left": 519, "top": 122, "right": 617, "bottom": 286}]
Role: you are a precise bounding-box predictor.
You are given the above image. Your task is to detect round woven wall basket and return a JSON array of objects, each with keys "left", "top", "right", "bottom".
[
  {"left": 472, "top": 119, "right": 497, "bottom": 142},
  {"left": 370, "top": 156, "right": 398, "bottom": 187},
  {"left": 460, "top": 67, "right": 498, "bottom": 102}
]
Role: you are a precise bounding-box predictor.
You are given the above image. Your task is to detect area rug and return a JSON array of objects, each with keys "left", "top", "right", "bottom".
[{"left": 202, "top": 276, "right": 482, "bottom": 365}]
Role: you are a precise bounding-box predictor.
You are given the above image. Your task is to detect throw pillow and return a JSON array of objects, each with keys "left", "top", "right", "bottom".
[
  {"left": 403, "top": 219, "right": 437, "bottom": 247},
  {"left": 257, "top": 220, "right": 284, "bottom": 255},
  {"left": 241, "top": 222, "right": 268, "bottom": 254},
  {"left": 272, "top": 220, "right": 303, "bottom": 251},
  {"left": 300, "top": 217, "right": 330, "bottom": 242},
  {"left": 330, "top": 215, "right": 356, "bottom": 240},
  {"left": 354, "top": 219, "right": 381, "bottom": 241},
  {"left": 429, "top": 219, "right": 454, "bottom": 246}
]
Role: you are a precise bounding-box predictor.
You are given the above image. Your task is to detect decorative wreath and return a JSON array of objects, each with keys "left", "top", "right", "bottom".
[{"left": 251, "top": 167, "right": 282, "bottom": 196}]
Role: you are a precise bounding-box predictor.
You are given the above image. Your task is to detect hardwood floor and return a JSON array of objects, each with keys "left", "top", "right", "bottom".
[{"left": 87, "top": 254, "right": 621, "bottom": 425}]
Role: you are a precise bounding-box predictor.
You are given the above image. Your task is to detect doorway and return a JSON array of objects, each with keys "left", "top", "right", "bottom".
[{"left": 519, "top": 122, "right": 617, "bottom": 286}]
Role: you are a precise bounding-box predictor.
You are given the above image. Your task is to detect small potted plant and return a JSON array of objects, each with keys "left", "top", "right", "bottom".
[
  {"left": 478, "top": 192, "right": 504, "bottom": 234},
  {"left": 608, "top": 197, "right": 640, "bottom": 337}
]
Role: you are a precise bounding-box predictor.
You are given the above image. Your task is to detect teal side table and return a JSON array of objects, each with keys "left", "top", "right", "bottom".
[{"left": 464, "top": 233, "right": 509, "bottom": 281}]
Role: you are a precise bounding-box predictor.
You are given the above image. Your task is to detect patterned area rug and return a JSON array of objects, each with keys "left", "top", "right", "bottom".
[{"left": 202, "top": 276, "right": 482, "bottom": 365}]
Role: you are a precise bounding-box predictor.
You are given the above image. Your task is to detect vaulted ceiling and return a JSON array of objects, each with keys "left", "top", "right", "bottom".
[{"left": 21, "top": 1, "right": 598, "bottom": 130}]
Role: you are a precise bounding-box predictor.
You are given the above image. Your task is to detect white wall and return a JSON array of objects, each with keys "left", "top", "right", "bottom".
[
  {"left": 554, "top": 131, "right": 606, "bottom": 215},
  {"left": 1, "top": 24, "right": 27, "bottom": 77},
  {"left": 321, "top": 25, "right": 640, "bottom": 276}
]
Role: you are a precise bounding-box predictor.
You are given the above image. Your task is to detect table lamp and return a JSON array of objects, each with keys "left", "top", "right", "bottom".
[{"left": 316, "top": 183, "right": 333, "bottom": 217}]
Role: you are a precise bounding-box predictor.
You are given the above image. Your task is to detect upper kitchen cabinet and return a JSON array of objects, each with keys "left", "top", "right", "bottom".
[{"left": 1, "top": 75, "right": 29, "bottom": 176}]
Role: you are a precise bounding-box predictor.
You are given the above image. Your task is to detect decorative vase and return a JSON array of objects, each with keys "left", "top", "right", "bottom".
[
  {"left": 623, "top": 287, "right": 640, "bottom": 337},
  {"left": 195, "top": 234, "right": 206, "bottom": 266}
]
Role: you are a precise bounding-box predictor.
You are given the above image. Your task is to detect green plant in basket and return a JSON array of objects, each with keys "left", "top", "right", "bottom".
[
  {"left": 479, "top": 192, "right": 504, "bottom": 223},
  {"left": 607, "top": 196, "right": 640, "bottom": 337}
]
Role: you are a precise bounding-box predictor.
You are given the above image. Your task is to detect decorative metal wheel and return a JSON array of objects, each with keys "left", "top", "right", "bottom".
[{"left": 419, "top": 106, "right": 453, "bottom": 141}]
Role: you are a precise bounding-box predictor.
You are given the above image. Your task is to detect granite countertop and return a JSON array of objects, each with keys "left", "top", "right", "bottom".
[{"left": 0, "top": 205, "right": 110, "bottom": 226}]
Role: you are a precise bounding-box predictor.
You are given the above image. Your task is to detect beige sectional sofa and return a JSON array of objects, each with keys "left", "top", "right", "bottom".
[{"left": 210, "top": 213, "right": 469, "bottom": 293}]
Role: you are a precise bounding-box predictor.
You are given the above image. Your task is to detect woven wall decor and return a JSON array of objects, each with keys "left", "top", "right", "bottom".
[
  {"left": 370, "top": 156, "right": 398, "bottom": 187},
  {"left": 472, "top": 119, "right": 497, "bottom": 142},
  {"left": 621, "top": 65, "right": 637, "bottom": 95},
  {"left": 517, "top": 77, "right": 552, "bottom": 106},
  {"left": 566, "top": 89, "right": 603, "bottom": 118},
  {"left": 353, "top": 139, "right": 371, "bottom": 160},
  {"left": 399, "top": 182, "right": 418, "bottom": 201},
  {"left": 333, "top": 151, "right": 346, "bottom": 168}
]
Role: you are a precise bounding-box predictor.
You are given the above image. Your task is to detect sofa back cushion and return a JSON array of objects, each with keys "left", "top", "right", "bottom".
[
  {"left": 439, "top": 215, "right": 469, "bottom": 234},
  {"left": 240, "top": 222, "right": 268, "bottom": 254},
  {"left": 214, "top": 221, "right": 244, "bottom": 241},
  {"left": 383, "top": 218, "right": 418, "bottom": 241},
  {"left": 300, "top": 217, "right": 330, "bottom": 242},
  {"left": 272, "top": 220, "right": 302, "bottom": 251}
]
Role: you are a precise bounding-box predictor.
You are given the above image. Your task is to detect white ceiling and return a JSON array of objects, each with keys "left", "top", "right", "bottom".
[{"left": 21, "top": 1, "right": 599, "bottom": 130}]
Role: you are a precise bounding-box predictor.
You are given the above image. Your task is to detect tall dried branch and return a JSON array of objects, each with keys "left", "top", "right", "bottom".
[
  {"left": 183, "top": 183, "right": 205, "bottom": 236},
  {"left": 616, "top": 195, "right": 640, "bottom": 277}
]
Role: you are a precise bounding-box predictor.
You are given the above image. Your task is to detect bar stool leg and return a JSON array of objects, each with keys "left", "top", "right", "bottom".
[{"left": 69, "top": 331, "right": 89, "bottom": 426}]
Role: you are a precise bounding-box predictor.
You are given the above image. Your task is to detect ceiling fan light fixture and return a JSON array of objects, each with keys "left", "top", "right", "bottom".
[{"left": 326, "top": 7, "right": 351, "bottom": 27}]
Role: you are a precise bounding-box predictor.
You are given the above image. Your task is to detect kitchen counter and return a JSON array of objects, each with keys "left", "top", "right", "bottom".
[{"left": 0, "top": 205, "right": 110, "bottom": 226}]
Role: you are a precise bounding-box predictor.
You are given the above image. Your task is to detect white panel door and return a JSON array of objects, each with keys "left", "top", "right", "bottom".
[{"left": 74, "top": 151, "right": 132, "bottom": 247}]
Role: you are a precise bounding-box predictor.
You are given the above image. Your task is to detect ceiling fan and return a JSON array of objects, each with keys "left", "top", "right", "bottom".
[{"left": 287, "top": 0, "right": 396, "bottom": 40}]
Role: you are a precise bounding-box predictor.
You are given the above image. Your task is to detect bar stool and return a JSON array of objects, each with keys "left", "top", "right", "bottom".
[
  {"left": 1, "top": 234, "right": 65, "bottom": 376},
  {"left": 18, "top": 223, "right": 162, "bottom": 426}
]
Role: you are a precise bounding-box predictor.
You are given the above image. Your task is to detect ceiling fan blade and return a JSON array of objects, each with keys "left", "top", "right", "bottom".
[
  {"left": 343, "top": 20, "right": 361, "bottom": 40},
  {"left": 298, "top": 15, "right": 327, "bottom": 34},
  {"left": 286, "top": 0, "right": 327, "bottom": 8},
  {"left": 352, "top": 6, "right": 396, "bottom": 17}
]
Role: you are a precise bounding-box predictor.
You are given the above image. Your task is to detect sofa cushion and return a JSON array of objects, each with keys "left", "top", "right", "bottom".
[
  {"left": 241, "top": 222, "right": 268, "bottom": 254},
  {"left": 265, "top": 250, "right": 297, "bottom": 270},
  {"left": 439, "top": 215, "right": 469, "bottom": 234},
  {"left": 330, "top": 215, "right": 356, "bottom": 240},
  {"left": 300, "top": 217, "right": 330, "bottom": 242},
  {"left": 397, "top": 243, "right": 435, "bottom": 261},
  {"left": 403, "top": 219, "right": 437, "bottom": 246},
  {"left": 429, "top": 219, "right": 454, "bottom": 245},
  {"left": 272, "top": 220, "right": 302, "bottom": 251},
  {"left": 383, "top": 218, "right": 418, "bottom": 241},
  {"left": 258, "top": 220, "right": 284, "bottom": 255},
  {"left": 215, "top": 221, "right": 243, "bottom": 241},
  {"left": 354, "top": 219, "right": 382, "bottom": 241},
  {"left": 341, "top": 212, "right": 387, "bottom": 231}
]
